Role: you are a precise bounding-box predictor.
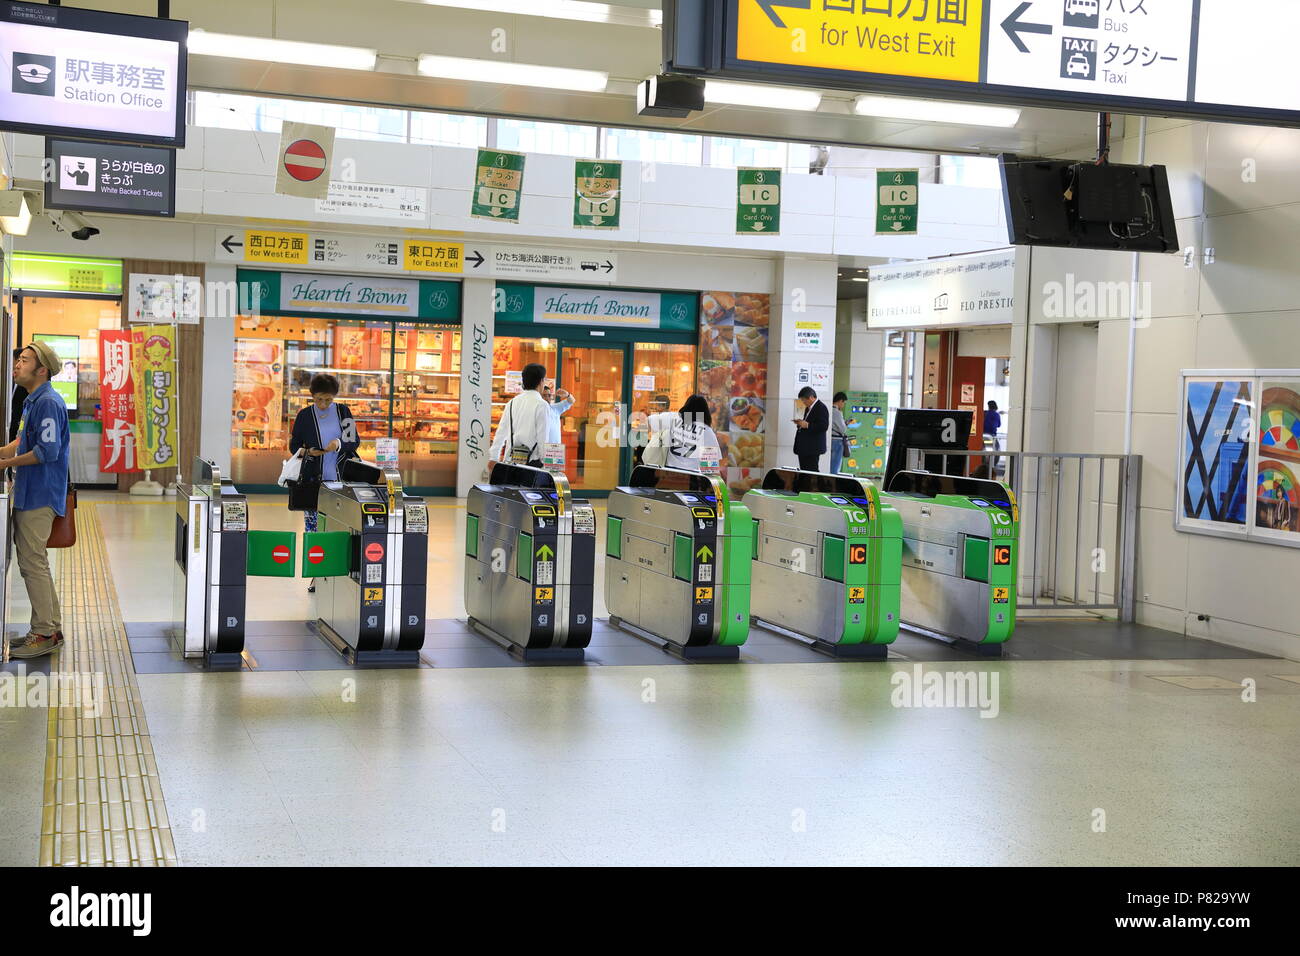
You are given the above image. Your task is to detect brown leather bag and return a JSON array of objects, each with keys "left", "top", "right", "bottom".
[{"left": 46, "top": 489, "right": 77, "bottom": 549}]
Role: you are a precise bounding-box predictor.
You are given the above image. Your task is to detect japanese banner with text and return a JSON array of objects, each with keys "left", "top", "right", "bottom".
[
  {"left": 132, "top": 324, "right": 178, "bottom": 470},
  {"left": 98, "top": 330, "right": 138, "bottom": 473}
]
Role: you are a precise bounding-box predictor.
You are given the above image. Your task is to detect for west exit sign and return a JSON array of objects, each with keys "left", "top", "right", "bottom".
[
  {"left": 736, "top": 167, "right": 780, "bottom": 235},
  {"left": 875, "top": 168, "right": 918, "bottom": 235}
]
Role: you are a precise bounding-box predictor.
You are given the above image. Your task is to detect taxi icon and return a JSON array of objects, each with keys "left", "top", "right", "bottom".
[{"left": 1067, "top": 53, "right": 1091, "bottom": 78}]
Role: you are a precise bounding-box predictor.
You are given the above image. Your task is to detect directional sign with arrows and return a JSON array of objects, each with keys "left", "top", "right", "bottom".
[
  {"left": 875, "top": 169, "right": 919, "bottom": 237},
  {"left": 736, "top": 167, "right": 780, "bottom": 236},
  {"left": 1000, "top": 1, "right": 1052, "bottom": 54},
  {"left": 574, "top": 159, "right": 622, "bottom": 229}
]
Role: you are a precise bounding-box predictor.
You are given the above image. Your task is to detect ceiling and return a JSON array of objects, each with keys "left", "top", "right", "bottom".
[{"left": 80, "top": 0, "right": 1114, "bottom": 159}]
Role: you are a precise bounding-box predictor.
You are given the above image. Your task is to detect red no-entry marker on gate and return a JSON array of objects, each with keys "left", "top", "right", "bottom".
[
  {"left": 365, "top": 542, "right": 384, "bottom": 563},
  {"left": 272, "top": 545, "right": 291, "bottom": 564},
  {"left": 308, "top": 546, "right": 325, "bottom": 565}
]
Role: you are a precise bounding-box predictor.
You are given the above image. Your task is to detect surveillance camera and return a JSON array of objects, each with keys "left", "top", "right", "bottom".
[{"left": 48, "top": 210, "right": 99, "bottom": 240}]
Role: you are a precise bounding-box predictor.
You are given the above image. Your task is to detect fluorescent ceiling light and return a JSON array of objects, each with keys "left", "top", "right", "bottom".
[
  {"left": 188, "top": 30, "right": 378, "bottom": 71},
  {"left": 851, "top": 277, "right": 870, "bottom": 283},
  {"left": 417, "top": 55, "right": 608, "bottom": 92},
  {"left": 705, "top": 80, "right": 822, "bottom": 112},
  {"left": 0, "top": 191, "right": 33, "bottom": 237},
  {"left": 853, "top": 95, "right": 1020, "bottom": 128},
  {"left": 407, "top": 0, "right": 661, "bottom": 28}
]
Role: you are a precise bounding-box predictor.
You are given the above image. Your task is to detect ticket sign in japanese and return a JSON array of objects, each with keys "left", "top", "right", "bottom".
[
  {"left": 242, "top": 229, "right": 310, "bottom": 265},
  {"left": 875, "top": 168, "right": 918, "bottom": 235},
  {"left": 45, "top": 137, "right": 175, "bottom": 217},
  {"left": 573, "top": 159, "right": 622, "bottom": 229},
  {"left": 708, "top": 0, "right": 1300, "bottom": 127},
  {"left": 736, "top": 167, "right": 780, "bottom": 234},
  {"left": 471, "top": 148, "right": 525, "bottom": 222},
  {"left": 0, "top": 1, "right": 187, "bottom": 146},
  {"left": 98, "top": 330, "right": 137, "bottom": 473},
  {"left": 404, "top": 240, "right": 465, "bottom": 274}
]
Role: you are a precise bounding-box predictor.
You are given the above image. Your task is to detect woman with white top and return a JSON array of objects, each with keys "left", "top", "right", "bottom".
[{"left": 665, "top": 394, "right": 720, "bottom": 472}]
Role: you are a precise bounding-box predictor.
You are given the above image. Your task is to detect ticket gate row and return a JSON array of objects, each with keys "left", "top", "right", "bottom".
[
  {"left": 745, "top": 470, "right": 902, "bottom": 659},
  {"left": 465, "top": 463, "right": 596, "bottom": 662},
  {"left": 171, "top": 457, "right": 428, "bottom": 668},
  {"left": 882, "top": 471, "right": 1019, "bottom": 654}
]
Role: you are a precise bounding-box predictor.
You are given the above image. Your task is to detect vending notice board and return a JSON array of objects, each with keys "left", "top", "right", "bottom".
[{"left": 844, "top": 390, "right": 889, "bottom": 482}]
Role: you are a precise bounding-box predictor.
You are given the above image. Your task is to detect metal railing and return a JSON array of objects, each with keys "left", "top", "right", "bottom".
[{"left": 908, "top": 449, "right": 1142, "bottom": 621}]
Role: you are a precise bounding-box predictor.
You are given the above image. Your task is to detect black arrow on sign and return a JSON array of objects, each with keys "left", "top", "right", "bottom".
[
  {"left": 602, "top": 260, "right": 614, "bottom": 273},
  {"left": 220, "top": 234, "right": 243, "bottom": 254},
  {"left": 1001, "top": 1, "right": 1053, "bottom": 53},
  {"left": 466, "top": 249, "right": 485, "bottom": 268},
  {"left": 756, "top": 0, "right": 811, "bottom": 29}
]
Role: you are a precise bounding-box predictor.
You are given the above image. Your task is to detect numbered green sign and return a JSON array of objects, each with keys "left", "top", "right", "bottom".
[
  {"left": 574, "top": 159, "right": 621, "bottom": 229},
  {"left": 736, "top": 167, "right": 780, "bottom": 235},
  {"left": 471, "top": 148, "right": 526, "bottom": 222},
  {"left": 876, "top": 168, "right": 919, "bottom": 235}
]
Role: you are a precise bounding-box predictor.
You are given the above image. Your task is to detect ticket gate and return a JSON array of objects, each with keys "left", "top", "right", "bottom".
[
  {"left": 882, "top": 471, "right": 1020, "bottom": 654},
  {"left": 744, "top": 469, "right": 902, "bottom": 659},
  {"left": 464, "top": 462, "right": 596, "bottom": 662},
  {"left": 172, "top": 458, "right": 250, "bottom": 669},
  {"left": 606, "top": 466, "right": 753, "bottom": 660},
  {"left": 313, "top": 459, "right": 429, "bottom": 665}
]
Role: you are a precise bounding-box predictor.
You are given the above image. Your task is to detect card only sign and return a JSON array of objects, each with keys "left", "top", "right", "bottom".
[{"left": 45, "top": 137, "right": 175, "bottom": 216}]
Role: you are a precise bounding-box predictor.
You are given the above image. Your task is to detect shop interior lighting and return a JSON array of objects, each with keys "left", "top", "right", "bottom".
[
  {"left": 407, "top": 0, "right": 662, "bottom": 28},
  {"left": 188, "top": 30, "right": 379, "bottom": 71},
  {"left": 853, "top": 94, "right": 1021, "bottom": 128},
  {"left": 417, "top": 55, "right": 609, "bottom": 92},
  {"left": 705, "top": 80, "right": 822, "bottom": 112}
]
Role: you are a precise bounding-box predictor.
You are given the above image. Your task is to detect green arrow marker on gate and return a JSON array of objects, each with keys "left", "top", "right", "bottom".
[
  {"left": 536, "top": 545, "right": 555, "bottom": 560},
  {"left": 697, "top": 545, "right": 714, "bottom": 561}
]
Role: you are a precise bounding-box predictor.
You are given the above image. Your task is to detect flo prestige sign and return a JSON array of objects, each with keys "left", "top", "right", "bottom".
[
  {"left": 0, "top": 1, "right": 187, "bottom": 146},
  {"left": 675, "top": 0, "right": 1300, "bottom": 128},
  {"left": 867, "top": 248, "right": 1021, "bottom": 330}
]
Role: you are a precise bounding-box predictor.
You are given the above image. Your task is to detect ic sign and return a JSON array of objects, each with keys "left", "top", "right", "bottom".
[
  {"left": 0, "top": 1, "right": 187, "bottom": 146},
  {"left": 849, "top": 544, "right": 868, "bottom": 565},
  {"left": 993, "top": 544, "right": 1012, "bottom": 566}
]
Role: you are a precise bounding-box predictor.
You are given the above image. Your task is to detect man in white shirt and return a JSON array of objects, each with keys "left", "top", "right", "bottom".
[
  {"left": 489, "top": 363, "right": 553, "bottom": 467},
  {"left": 541, "top": 379, "right": 573, "bottom": 445}
]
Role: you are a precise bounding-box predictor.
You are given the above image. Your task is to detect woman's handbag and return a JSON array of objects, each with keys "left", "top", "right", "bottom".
[
  {"left": 47, "top": 488, "right": 78, "bottom": 549},
  {"left": 278, "top": 448, "right": 305, "bottom": 487},
  {"left": 287, "top": 477, "right": 321, "bottom": 512}
]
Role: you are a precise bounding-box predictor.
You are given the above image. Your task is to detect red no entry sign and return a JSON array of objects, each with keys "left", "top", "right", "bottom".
[
  {"left": 364, "top": 542, "right": 385, "bottom": 563},
  {"left": 271, "top": 545, "right": 291, "bottom": 564},
  {"left": 284, "top": 138, "right": 327, "bottom": 182},
  {"left": 307, "top": 546, "right": 325, "bottom": 565}
]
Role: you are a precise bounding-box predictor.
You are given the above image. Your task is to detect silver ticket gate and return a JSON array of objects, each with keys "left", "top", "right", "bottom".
[
  {"left": 606, "top": 466, "right": 753, "bottom": 660},
  {"left": 314, "top": 459, "right": 429, "bottom": 665},
  {"left": 464, "top": 462, "right": 596, "bottom": 662},
  {"left": 173, "top": 457, "right": 248, "bottom": 669}
]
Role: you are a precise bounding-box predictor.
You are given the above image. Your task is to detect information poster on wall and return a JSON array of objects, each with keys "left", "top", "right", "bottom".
[
  {"left": 98, "top": 330, "right": 137, "bottom": 472},
  {"left": 573, "top": 159, "right": 621, "bottom": 229},
  {"left": 471, "top": 148, "right": 525, "bottom": 222},
  {"left": 698, "top": 291, "right": 770, "bottom": 494},
  {"left": 1255, "top": 378, "right": 1300, "bottom": 543},
  {"left": 233, "top": 339, "right": 284, "bottom": 447},
  {"left": 844, "top": 390, "right": 889, "bottom": 482},
  {"left": 794, "top": 320, "right": 823, "bottom": 352},
  {"left": 132, "top": 324, "right": 178, "bottom": 470}
]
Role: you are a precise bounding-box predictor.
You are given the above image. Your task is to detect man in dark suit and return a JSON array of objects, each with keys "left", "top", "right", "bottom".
[{"left": 793, "top": 386, "right": 829, "bottom": 472}]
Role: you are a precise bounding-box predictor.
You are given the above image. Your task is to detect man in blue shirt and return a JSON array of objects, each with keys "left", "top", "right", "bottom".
[{"left": 0, "top": 342, "right": 71, "bottom": 659}]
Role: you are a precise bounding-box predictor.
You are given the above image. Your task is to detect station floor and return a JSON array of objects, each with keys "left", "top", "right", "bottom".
[{"left": 2, "top": 492, "right": 1298, "bottom": 867}]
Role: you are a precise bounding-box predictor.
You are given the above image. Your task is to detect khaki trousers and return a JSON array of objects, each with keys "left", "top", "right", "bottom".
[{"left": 15, "top": 507, "right": 62, "bottom": 636}]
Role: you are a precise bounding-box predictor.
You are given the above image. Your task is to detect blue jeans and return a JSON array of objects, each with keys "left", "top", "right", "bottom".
[
  {"left": 304, "top": 511, "right": 318, "bottom": 533},
  {"left": 829, "top": 439, "right": 845, "bottom": 474}
]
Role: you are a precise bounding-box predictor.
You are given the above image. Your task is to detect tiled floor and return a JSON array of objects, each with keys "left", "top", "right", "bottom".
[{"left": 5, "top": 493, "right": 1299, "bottom": 866}]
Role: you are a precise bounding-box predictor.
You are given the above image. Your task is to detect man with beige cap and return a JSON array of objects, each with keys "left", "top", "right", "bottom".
[{"left": 0, "top": 341, "right": 70, "bottom": 659}]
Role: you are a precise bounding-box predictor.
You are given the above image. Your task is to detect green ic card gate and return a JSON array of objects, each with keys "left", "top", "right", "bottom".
[
  {"left": 882, "top": 471, "right": 1020, "bottom": 654},
  {"left": 605, "top": 466, "right": 752, "bottom": 660},
  {"left": 744, "top": 469, "right": 902, "bottom": 659}
]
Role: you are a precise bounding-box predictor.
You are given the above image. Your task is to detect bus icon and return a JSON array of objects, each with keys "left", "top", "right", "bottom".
[{"left": 1064, "top": 0, "right": 1099, "bottom": 28}]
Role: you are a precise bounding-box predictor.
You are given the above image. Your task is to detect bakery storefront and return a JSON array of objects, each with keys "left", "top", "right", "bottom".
[
  {"left": 231, "top": 269, "right": 461, "bottom": 494},
  {"left": 492, "top": 283, "right": 698, "bottom": 492}
]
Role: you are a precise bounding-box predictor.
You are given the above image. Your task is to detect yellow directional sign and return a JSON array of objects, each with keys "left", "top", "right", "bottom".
[
  {"left": 242, "top": 229, "right": 310, "bottom": 265},
  {"left": 404, "top": 240, "right": 465, "bottom": 274},
  {"left": 736, "top": 0, "right": 984, "bottom": 85}
]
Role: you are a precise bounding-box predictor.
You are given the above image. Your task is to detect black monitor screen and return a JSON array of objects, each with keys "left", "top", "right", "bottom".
[{"left": 885, "top": 408, "right": 974, "bottom": 487}]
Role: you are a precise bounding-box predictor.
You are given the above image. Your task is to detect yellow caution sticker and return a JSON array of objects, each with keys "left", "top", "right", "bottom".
[
  {"left": 849, "top": 586, "right": 866, "bottom": 604},
  {"left": 695, "top": 587, "right": 713, "bottom": 603},
  {"left": 364, "top": 587, "right": 383, "bottom": 602},
  {"left": 535, "top": 587, "right": 554, "bottom": 602},
  {"left": 993, "top": 587, "right": 1010, "bottom": 604}
]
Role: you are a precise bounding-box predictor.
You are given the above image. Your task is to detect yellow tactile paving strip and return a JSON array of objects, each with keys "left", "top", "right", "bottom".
[{"left": 39, "top": 503, "right": 177, "bottom": 867}]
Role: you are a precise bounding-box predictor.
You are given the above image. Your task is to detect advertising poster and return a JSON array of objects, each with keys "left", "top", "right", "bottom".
[
  {"left": 1256, "top": 380, "right": 1300, "bottom": 539},
  {"left": 1180, "top": 378, "right": 1252, "bottom": 528},
  {"left": 233, "top": 339, "right": 285, "bottom": 446},
  {"left": 33, "top": 333, "right": 79, "bottom": 411},
  {"left": 132, "top": 324, "right": 178, "bottom": 470},
  {"left": 98, "top": 330, "right": 137, "bottom": 472},
  {"left": 698, "top": 291, "right": 770, "bottom": 493},
  {"left": 844, "top": 390, "right": 889, "bottom": 481}
]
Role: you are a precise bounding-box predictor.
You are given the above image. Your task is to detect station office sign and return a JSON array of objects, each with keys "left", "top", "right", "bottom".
[
  {"left": 45, "top": 137, "right": 175, "bottom": 217},
  {"left": 866, "top": 248, "right": 1022, "bottom": 330},
  {"left": 664, "top": 1, "right": 1300, "bottom": 128},
  {"left": 0, "top": 1, "right": 187, "bottom": 146}
]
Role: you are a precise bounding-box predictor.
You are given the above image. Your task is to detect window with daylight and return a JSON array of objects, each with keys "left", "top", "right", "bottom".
[{"left": 495, "top": 119, "right": 598, "bottom": 158}]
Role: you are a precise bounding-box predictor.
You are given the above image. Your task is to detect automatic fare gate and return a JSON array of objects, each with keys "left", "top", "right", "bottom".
[
  {"left": 744, "top": 469, "right": 902, "bottom": 659},
  {"left": 312, "top": 460, "right": 429, "bottom": 665},
  {"left": 882, "top": 471, "right": 1020, "bottom": 655},
  {"left": 464, "top": 462, "right": 596, "bottom": 662},
  {"left": 605, "top": 466, "right": 752, "bottom": 660}
]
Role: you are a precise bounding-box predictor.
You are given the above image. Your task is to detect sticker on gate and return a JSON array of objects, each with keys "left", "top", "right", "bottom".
[
  {"left": 365, "top": 563, "right": 383, "bottom": 584},
  {"left": 534, "top": 587, "right": 554, "bottom": 602},
  {"left": 572, "top": 505, "right": 596, "bottom": 535},
  {"left": 993, "top": 587, "right": 1010, "bottom": 604},
  {"left": 694, "top": 587, "right": 713, "bottom": 603},
  {"left": 364, "top": 587, "right": 383, "bottom": 603},
  {"left": 849, "top": 587, "right": 865, "bottom": 604},
  {"left": 697, "top": 563, "right": 713, "bottom": 583}
]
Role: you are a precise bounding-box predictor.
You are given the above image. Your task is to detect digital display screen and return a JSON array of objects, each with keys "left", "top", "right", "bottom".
[{"left": 45, "top": 137, "right": 175, "bottom": 217}]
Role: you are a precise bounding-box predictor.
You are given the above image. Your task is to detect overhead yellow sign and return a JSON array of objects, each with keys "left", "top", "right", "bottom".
[
  {"left": 404, "top": 240, "right": 465, "bottom": 274},
  {"left": 736, "top": 0, "right": 984, "bottom": 84},
  {"left": 243, "top": 229, "right": 310, "bottom": 265}
]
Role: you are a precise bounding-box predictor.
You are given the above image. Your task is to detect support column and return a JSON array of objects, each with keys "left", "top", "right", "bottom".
[{"left": 456, "top": 277, "right": 495, "bottom": 497}]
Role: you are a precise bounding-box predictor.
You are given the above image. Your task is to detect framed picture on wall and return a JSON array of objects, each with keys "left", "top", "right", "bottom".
[{"left": 1254, "top": 378, "right": 1300, "bottom": 545}]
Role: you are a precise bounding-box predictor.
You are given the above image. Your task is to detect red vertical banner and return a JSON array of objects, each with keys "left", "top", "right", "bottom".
[{"left": 99, "top": 330, "right": 138, "bottom": 472}]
